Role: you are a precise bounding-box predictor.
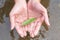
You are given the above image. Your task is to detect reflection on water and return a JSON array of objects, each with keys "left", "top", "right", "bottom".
[{"left": 0, "top": 0, "right": 50, "bottom": 40}]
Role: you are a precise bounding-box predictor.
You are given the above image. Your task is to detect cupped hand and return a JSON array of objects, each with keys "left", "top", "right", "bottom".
[
  {"left": 27, "top": 0, "right": 50, "bottom": 37},
  {"left": 9, "top": 0, "right": 27, "bottom": 37},
  {"left": 9, "top": 0, "right": 50, "bottom": 38}
]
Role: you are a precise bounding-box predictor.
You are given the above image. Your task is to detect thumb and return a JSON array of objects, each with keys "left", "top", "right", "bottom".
[
  {"left": 9, "top": 14, "right": 15, "bottom": 30},
  {"left": 44, "top": 9, "right": 50, "bottom": 26}
]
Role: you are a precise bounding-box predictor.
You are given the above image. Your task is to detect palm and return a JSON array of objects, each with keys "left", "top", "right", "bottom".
[
  {"left": 9, "top": 0, "right": 27, "bottom": 37},
  {"left": 27, "top": 0, "right": 50, "bottom": 37}
]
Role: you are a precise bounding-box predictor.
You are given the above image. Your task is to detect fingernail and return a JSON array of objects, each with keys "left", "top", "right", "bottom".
[
  {"left": 20, "top": 35, "right": 24, "bottom": 38},
  {"left": 30, "top": 33, "right": 34, "bottom": 38}
]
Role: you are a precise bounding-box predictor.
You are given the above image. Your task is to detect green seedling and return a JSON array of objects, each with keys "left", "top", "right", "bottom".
[{"left": 22, "top": 18, "right": 36, "bottom": 26}]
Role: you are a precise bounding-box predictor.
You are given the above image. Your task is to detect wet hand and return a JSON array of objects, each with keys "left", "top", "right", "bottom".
[
  {"left": 9, "top": 0, "right": 27, "bottom": 37},
  {"left": 27, "top": 0, "right": 50, "bottom": 37}
]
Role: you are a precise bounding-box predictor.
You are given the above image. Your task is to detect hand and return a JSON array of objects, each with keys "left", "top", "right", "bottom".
[
  {"left": 9, "top": 0, "right": 27, "bottom": 37},
  {"left": 27, "top": 0, "right": 50, "bottom": 37}
]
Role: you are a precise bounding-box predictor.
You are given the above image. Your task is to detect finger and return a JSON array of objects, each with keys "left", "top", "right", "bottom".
[
  {"left": 34, "top": 16, "right": 44, "bottom": 35},
  {"left": 29, "top": 23, "right": 35, "bottom": 38},
  {"left": 23, "top": 26, "right": 27, "bottom": 37},
  {"left": 9, "top": 14, "right": 15, "bottom": 30},
  {"left": 28, "top": 22, "right": 35, "bottom": 32},
  {"left": 29, "top": 19, "right": 38, "bottom": 37},
  {"left": 24, "top": 25, "right": 28, "bottom": 32},
  {"left": 15, "top": 24, "right": 25, "bottom": 37},
  {"left": 44, "top": 10, "right": 50, "bottom": 26},
  {"left": 34, "top": 22, "right": 41, "bottom": 36},
  {"left": 33, "top": 18, "right": 44, "bottom": 36}
]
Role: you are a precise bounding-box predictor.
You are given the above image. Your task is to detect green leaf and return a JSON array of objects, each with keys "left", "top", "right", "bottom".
[{"left": 22, "top": 18, "right": 36, "bottom": 26}]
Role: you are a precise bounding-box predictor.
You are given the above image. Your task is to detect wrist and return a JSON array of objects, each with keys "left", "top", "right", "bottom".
[
  {"left": 14, "top": 0, "right": 26, "bottom": 4},
  {"left": 34, "top": 0, "right": 41, "bottom": 3}
]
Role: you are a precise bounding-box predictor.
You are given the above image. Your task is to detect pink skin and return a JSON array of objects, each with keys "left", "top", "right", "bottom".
[
  {"left": 27, "top": 0, "right": 50, "bottom": 37},
  {"left": 9, "top": 0, "right": 27, "bottom": 37},
  {"left": 9, "top": 0, "right": 50, "bottom": 38}
]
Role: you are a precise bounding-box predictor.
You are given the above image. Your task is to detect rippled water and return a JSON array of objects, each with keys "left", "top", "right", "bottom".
[{"left": 0, "top": 0, "right": 60, "bottom": 40}]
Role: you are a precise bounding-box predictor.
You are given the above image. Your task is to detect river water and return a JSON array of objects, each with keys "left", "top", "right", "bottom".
[{"left": 0, "top": 0, "right": 60, "bottom": 40}]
